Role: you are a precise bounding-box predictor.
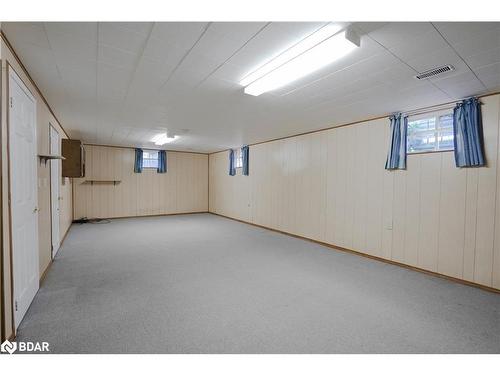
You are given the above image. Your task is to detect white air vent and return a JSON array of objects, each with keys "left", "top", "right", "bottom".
[{"left": 414, "top": 65, "right": 454, "bottom": 80}]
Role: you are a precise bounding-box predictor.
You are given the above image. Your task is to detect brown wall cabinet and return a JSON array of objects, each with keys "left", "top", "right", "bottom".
[{"left": 62, "top": 139, "right": 85, "bottom": 177}]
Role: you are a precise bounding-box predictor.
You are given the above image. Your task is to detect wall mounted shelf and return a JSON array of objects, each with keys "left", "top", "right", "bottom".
[
  {"left": 38, "top": 154, "right": 65, "bottom": 166},
  {"left": 84, "top": 180, "right": 121, "bottom": 186}
]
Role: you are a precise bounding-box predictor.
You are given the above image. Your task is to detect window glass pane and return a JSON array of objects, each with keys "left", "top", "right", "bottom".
[
  {"left": 408, "top": 118, "right": 435, "bottom": 132},
  {"left": 233, "top": 149, "right": 243, "bottom": 168},
  {"left": 438, "top": 114, "right": 453, "bottom": 130},
  {"left": 408, "top": 130, "right": 436, "bottom": 152},
  {"left": 437, "top": 128, "right": 454, "bottom": 150},
  {"left": 143, "top": 151, "right": 159, "bottom": 168},
  {"left": 407, "top": 112, "right": 454, "bottom": 153}
]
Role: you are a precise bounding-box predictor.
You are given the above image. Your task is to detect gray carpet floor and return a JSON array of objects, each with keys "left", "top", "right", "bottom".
[{"left": 16, "top": 213, "right": 500, "bottom": 353}]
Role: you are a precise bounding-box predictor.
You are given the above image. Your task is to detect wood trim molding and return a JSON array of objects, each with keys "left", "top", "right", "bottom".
[
  {"left": 83, "top": 143, "right": 210, "bottom": 155},
  {"left": 0, "top": 31, "right": 71, "bottom": 140},
  {"left": 0, "top": 56, "right": 4, "bottom": 342},
  {"left": 39, "top": 219, "right": 73, "bottom": 285},
  {"left": 6, "top": 62, "right": 16, "bottom": 339},
  {"left": 209, "top": 90, "right": 500, "bottom": 156},
  {"left": 75, "top": 211, "right": 209, "bottom": 222},
  {"left": 407, "top": 149, "right": 454, "bottom": 156},
  {"left": 39, "top": 260, "right": 52, "bottom": 284},
  {"left": 209, "top": 212, "right": 500, "bottom": 295}
]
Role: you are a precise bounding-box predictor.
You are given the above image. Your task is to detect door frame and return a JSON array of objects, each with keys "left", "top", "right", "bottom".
[
  {"left": 7, "top": 64, "right": 39, "bottom": 331},
  {"left": 49, "top": 123, "right": 61, "bottom": 258},
  {"left": 0, "top": 57, "right": 4, "bottom": 341}
]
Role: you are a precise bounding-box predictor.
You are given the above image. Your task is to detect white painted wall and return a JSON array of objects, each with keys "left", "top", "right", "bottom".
[{"left": 209, "top": 94, "right": 500, "bottom": 289}]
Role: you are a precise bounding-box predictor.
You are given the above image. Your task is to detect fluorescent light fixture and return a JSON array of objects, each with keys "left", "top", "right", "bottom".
[
  {"left": 151, "top": 133, "right": 178, "bottom": 145},
  {"left": 241, "top": 26, "right": 360, "bottom": 96}
]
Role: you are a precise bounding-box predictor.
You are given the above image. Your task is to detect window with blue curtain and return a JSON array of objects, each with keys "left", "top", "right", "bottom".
[
  {"left": 453, "top": 97, "right": 485, "bottom": 167},
  {"left": 157, "top": 150, "right": 167, "bottom": 173},
  {"left": 241, "top": 145, "right": 249, "bottom": 176},
  {"left": 228, "top": 149, "right": 236, "bottom": 176},
  {"left": 385, "top": 114, "right": 407, "bottom": 170},
  {"left": 134, "top": 148, "right": 143, "bottom": 173}
]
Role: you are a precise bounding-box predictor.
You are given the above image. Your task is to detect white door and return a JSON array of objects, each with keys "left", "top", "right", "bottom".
[
  {"left": 50, "top": 125, "right": 61, "bottom": 257},
  {"left": 9, "top": 69, "right": 39, "bottom": 329}
]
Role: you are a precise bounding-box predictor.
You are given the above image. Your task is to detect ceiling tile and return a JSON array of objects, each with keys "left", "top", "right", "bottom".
[
  {"left": 98, "top": 23, "right": 149, "bottom": 54},
  {"left": 430, "top": 71, "right": 486, "bottom": 98},
  {"left": 474, "top": 61, "right": 500, "bottom": 90},
  {"left": 388, "top": 29, "right": 450, "bottom": 63},
  {"left": 112, "top": 22, "right": 153, "bottom": 36},
  {"left": 464, "top": 47, "right": 500, "bottom": 69},
  {"left": 433, "top": 22, "right": 500, "bottom": 45},
  {"left": 43, "top": 22, "right": 98, "bottom": 42},
  {"left": 98, "top": 45, "right": 140, "bottom": 70},
  {"left": 448, "top": 26, "right": 500, "bottom": 58},
  {"left": 366, "top": 22, "right": 433, "bottom": 49},
  {"left": 46, "top": 29, "right": 98, "bottom": 61},
  {"left": 149, "top": 22, "right": 209, "bottom": 48},
  {"left": 3, "top": 22, "right": 50, "bottom": 49}
]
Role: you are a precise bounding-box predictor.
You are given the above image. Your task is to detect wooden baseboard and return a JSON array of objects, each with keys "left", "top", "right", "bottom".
[
  {"left": 60, "top": 223, "right": 71, "bottom": 247},
  {"left": 39, "top": 260, "right": 52, "bottom": 284},
  {"left": 73, "top": 211, "right": 209, "bottom": 222},
  {"left": 210, "top": 212, "right": 500, "bottom": 295},
  {"left": 39, "top": 222, "right": 72, "bottom": 285}
]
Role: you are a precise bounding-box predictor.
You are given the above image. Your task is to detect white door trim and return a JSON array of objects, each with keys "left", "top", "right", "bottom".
[
  {"left": 8, "top": 66, "right": 39, "bottom": 330},
  {"left": 49, "top": 124, "right": 61, "bottom": 258}
]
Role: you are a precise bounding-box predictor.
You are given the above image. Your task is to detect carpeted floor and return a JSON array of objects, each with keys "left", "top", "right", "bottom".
[{"left": 16, "top": 213, "right": 500, "bottom": 353}]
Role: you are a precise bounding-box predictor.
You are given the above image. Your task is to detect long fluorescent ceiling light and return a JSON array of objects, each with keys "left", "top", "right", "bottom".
[{"left": 241, "top": 25, "right": 360, "bottom": 96}]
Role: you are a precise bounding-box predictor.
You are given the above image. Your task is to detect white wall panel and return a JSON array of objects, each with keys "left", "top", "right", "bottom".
[
  {"left": 437, "top": 152, "right": 467, "bottom": 278},
  {"left": 417, "top": 153, "right": 441, "bottom": 272}
]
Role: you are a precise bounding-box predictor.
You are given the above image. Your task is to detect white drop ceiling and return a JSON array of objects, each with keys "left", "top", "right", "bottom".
[{"left": 2, "top": 22, "right": 500, "bottom": 152}]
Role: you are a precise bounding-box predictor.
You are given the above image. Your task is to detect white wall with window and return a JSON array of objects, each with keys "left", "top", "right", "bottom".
[{"left": 407, "top": 110, "right": 454, "bottom": 154}]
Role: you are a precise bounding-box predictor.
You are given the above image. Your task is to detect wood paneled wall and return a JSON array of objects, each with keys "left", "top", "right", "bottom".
[
  {"left": 209, "top": 94, "right": 500, "bottom": 290},
  {"left": 73, "top": 145, "right": 208, "bottom": 219}
]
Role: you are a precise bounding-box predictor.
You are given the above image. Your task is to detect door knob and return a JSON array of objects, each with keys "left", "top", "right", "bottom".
[{"left": 33, "top": 207, "right": 39, "bottom": 213}]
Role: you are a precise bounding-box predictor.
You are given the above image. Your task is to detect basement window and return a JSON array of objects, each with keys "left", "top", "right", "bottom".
[
  {"left": 407, "top": 111, "right": 454, "bottom": 154},
  {"left": 143, "top": 150, "right": 159, "bottom": 169},
  {"left": 233, "top": 148, "right": 243, "bottom": 169}
]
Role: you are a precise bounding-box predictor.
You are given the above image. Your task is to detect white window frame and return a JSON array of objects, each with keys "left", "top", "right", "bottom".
[
  {"left": 407, "top": 109, "right": 454, "bottom": 154},
  {"left": 143, "top": 150, "right": 159, "bottom": 169}
]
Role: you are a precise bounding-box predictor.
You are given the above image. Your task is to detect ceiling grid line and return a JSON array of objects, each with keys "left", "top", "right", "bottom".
[
  {"left": 159, "top": 22, "right": 212, "bottom": 90},
  {"left": 195, "top": 22, "right": 272, "bottom": 88},
  {"left": 363, "top": 27, "right": 455, "bottom": 101},
  {"left": 121, "top": 23, "right": 155, "bottom": 102},
  {"left": 41, "top": 23, "right": 75, "bottom": 128},
  {"left": 430, "top": 22, "right": 489, "bottom": 92}
]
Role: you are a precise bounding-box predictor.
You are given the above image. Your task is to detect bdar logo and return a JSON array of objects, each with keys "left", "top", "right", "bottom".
[{"left": 1, "top": 340, "right": 17, "bottom": 354}]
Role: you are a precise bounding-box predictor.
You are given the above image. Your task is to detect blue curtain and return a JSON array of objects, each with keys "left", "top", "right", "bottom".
[
  {"left": 157, "top": 150, "right": 167, "bottom": 173},
  {"left": 134, "top": 148, "right": 143, "bottom": 173},
  {"left": 241, "top": 145, "right": 249, "bottom": 176},
  {"left": 385, "top": 114, "right": 407, "bottom": 170},
  {"left": 228, "top": 149, "right": 236, "bottom": 176},
  {"left": 453, "top": 97, "right": 485, "bottom": 167}
]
